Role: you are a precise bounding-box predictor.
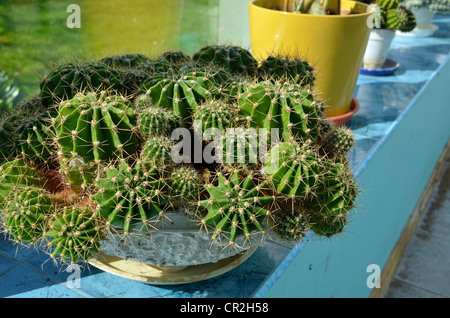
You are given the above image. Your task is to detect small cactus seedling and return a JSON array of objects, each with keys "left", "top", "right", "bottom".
[
  {"left": 169, "top": 165, "right": 201, "bottom": 204},
  {"left": 193, "top": 45, "right": 259, "bottom": 77},
  {"left": 198, "top": 170, "right": 274, "bottom": 245},
  {"left": 193, "top": 99, "right": 240, "bottom": 137},
  {"left": 318, "top": 118, "right": 354, "bottom": 162},
  {"left": 270, "top": 208, "right": 310, "bottom": 242},
  {"left": 136, "top": 100, "right": 182, "bottom": 138},
  {"left": 91, "top": 160, "right": 168, "bottom": 235},
  {"left": 140, "top": 135, "right": 176, "bottom": 172}
]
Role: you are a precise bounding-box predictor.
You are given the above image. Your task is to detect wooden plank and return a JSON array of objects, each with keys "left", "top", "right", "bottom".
[{"left": 370, "top": 139, "right": 450, "bottom": 298}]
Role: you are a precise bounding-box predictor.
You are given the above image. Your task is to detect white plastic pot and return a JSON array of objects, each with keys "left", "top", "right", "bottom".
[
  {"left": 412, "top": 7, "right": 436, "bottom": 28},
  {"left": 363, "top": 28, "right": 396, "bottom": 70}
]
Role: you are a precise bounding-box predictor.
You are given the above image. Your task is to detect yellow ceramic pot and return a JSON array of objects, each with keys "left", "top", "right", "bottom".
[{"left": 249, "top": 0, "right": 371, "bottom": 117}]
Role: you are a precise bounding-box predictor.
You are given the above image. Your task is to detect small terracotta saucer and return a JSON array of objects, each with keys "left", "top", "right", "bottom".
[{"left": 327, "top": 97, "right": 360, "bottom": 126}]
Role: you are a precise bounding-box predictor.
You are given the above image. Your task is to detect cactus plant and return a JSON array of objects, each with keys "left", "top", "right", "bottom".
[
  {"left": 375, "top": 0, "right": 417, "bottom": 32},
  {"left": 138, "top": 69, "right": 227, "bottom": 123},
  {"left": 39, "top": 61, "right": 124, "bottom": 107},
  {"left": 16, "top": 112, "right": 56, "bottom": 168},
  {"left": 169, "top": 165, "right": 201, "bottom": 204},
  {"left": 257, "top": 56, "right": 315, "bottom": 87},
  {"left": 100, "top": 53, "right": 152, "bottom": 70},
  {"left": 193, "top": 99, "right": 240, "bottom": 137},
  {"left": 263, "top": 141, "right": 323, "bottom": 198},
  {"left": 378, "top": 0, "right": 400, "bottom": 9},
  {"left": 140, "top": 135, "right": 176, "bottom": 172},
  {"left": 198, "top": 170, "right": 274, "bottom": 245},
  {"left": 403, "top": 0, "right": 450, "bottom": 13},
  {"left": 193, "top": 45, "right": 258, "bottom": 77},
  {"left": 91, "top": 160, "right": 168, "bottom": 235},
  {"left": 0, "top": 46, "right": 360, "bottom": 269},
  {"left": 385, "top": 6, "right": 417, "bottom": 32},
  {"left": 46, "top": 207, "right": 105, "bottom": 264},
  {"left": 238, "top": 80, "right": 321, "bottom": 143},
  {"left": 318, "top": 118, "right": 354, "bottom": 162},
  {"left": 136, "top": 99, "right": 182, "bottom": 138},
  {"left": 0, "top": 159, "right": 44, "bottom": 202},
  {"left": 1, "top": 186, "right": 53, "bottom": 244}
]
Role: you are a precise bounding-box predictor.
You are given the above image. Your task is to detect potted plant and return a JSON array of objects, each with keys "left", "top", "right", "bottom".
[
  {"left": 362, "top": 0, "right": 416, "bottom": 70},
  {"left": 0, "top": 45, "right": 359, "bottom": 283},
  {"left": 400, "top": 0, "right": 450, "bottom": 36},
  {"left": 248, "top": 0, "right": 372, "bottom": 122}
]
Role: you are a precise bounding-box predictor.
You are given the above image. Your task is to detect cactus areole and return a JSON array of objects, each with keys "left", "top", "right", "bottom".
[{"left": 0, "top": 45, "right": 360, "bottom": 277}]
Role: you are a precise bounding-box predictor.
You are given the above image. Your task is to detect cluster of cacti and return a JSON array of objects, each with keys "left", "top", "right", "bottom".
[
  {"left": 377, "top": 0, "right": 417, "bottom": 32},
  {"left": 0, "top": 44, "right": 360, "bottom": 267},
  {"left": 403, "top": 0, "right": 450, "bottom": 13}
]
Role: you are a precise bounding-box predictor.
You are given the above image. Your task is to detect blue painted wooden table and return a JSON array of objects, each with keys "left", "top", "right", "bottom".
[{"left": 1, "top": 14, "right": 449, "bottom": 299}]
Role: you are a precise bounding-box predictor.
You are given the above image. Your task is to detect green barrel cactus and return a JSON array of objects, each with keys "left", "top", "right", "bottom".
[
  {"left": 308, "top": 212, "right": 348, "bottom": 238},
  {"left": 140, "top": 135, "right": 175, "bottom": 172},
  {"left": 238, "top": 81, "right": 320, "bottom": 143},
  {"left": 0, "top": 159, "right": 44, "bottom": 202},
  {"left": 213, "top": 128, "right": 261, "bottom": 167},
  {"left": 377, "top": 0, "right": 400, "bottom": 9},
  {"left": 169, "top": 165, "right": 201, "bottom": 204},
  {"left": 311, "top": 161, "right": 358, "bottom": 217},
  {"left": 263, "top": 141, "right": 323, "bottom": 198},
  {"left": 192, "top": 99, "right": 240, "bottom": 137},
  {"left": 270, "top": 208, "right": 310, "bottom": 242},
  {"left": 136, "top": 101, "right": 181, "bottom": 138},
  {"left": 1, "top": 186, "right": 53, "bottom": 244},
  {"left": 39, "top": 61, "right": 124, "bottom": 107},
  {"left": 193, "top": 45, "right": 258, "bottom": 77},
  {"left": 52, "top": 91, "right": 140, "bottom": 188},
  {"left": 91, "top": 161, "right": 168, "bottom": 235},
  {"left": 198, "top": 170, "right": 274, "bottom": 245},
  {"left": 138, "top": 70, "right": 226, "bottom": 123},
  {"left": 158, "top": 50, "right": 192, "bottom": 65},
  {"left": 257, "top": 56, "right": 315, "bottom": 87},
  {"left": 318, "top": 118, "right": 354, "bottom": 162},
  {"left": 16, "top": 113, "right": 55, "bottom": 168},
  {"left": 46, "top": 207, "right": 105, "bottom": 264},
  {"left": 99, "top": 53, "right": 152, "bottom": 69}
]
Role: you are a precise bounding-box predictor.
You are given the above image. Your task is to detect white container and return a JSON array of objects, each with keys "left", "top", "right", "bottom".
[
  {"left": 412, "top": 7, "right": 436, "bottom": 28},
  {"left": 363, "top": 29, "right": 396, "bottom": 70}
]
